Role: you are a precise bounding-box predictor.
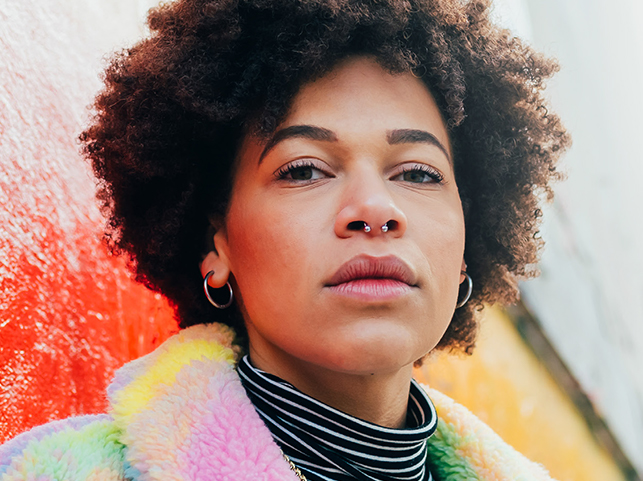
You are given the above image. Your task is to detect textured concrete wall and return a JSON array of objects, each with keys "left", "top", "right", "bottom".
[
  {"left": 0, "top": 0, "right": 175, "bottom": 442},
  {"left": 493, "top": 0, "right": 643, "bottom": 473}
]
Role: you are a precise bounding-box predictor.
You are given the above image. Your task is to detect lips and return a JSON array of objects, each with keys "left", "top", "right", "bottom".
[{"left": 325, "top": 255, "right": 417, "bottom": 301}]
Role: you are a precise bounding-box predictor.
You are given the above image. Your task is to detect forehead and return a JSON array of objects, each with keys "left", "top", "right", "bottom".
[{"left": 277, "top": 57, "right": 451, "bottom": 155}]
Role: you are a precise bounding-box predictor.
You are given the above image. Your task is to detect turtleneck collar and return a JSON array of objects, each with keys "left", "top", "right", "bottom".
[{"left": 238, "top": 355, "right": 436, "bottom": 481}]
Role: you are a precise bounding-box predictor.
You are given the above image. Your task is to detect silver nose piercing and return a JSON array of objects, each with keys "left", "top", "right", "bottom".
[{"left": 363, "top": 222, "right": 390, "bottom": 233}]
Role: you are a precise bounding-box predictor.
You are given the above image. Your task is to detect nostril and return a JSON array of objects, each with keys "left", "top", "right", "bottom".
[
  {"left": 348, "top": 221, "right": 366, "bottom": 231},
  {"left": 385, "top": 220, "right": 399, "bottom": 231}
]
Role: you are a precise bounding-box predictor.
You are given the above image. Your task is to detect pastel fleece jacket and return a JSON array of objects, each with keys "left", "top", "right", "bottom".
[{"left": 0, "top": 323, "right": 556, "bottom": 481}]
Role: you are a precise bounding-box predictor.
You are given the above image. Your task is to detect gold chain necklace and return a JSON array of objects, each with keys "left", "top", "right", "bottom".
[{"left": 281, "top": 450, "right": 308, "bottom": 481}]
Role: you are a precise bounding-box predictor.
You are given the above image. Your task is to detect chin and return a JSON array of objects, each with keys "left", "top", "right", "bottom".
[{"left": 315, "top": 332, "right": 432, "bottom": 375}]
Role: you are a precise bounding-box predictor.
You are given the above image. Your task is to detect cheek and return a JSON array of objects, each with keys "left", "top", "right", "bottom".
[
  {"left": 224, "top": 193, "right": 321, "bottom": 321},
  {"left": 411, "top": 195, "right": 465, "bottom": 265},
  {"left": 412, "top": 197, "right": 465, "bottom": 311},
  {"left": 430, "top": 212, "right": 465, "bottom": 270}
]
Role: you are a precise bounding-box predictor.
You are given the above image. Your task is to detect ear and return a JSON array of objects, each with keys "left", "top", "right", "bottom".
[
  {"left": 200, "top": 226, "right": 232, "bottom": 288},
  {"left": 459, "top": 258, "right": 467, "bottom": 284}
]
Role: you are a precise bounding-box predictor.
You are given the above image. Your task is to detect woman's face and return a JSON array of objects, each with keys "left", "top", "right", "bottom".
[{"left": 207, "top": 57, "right": 465, "bottom": 377}]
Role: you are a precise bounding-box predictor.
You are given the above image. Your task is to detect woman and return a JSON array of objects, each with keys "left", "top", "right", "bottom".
[{"left": 0, "top": 0, "right": 569, "bottom": 480}]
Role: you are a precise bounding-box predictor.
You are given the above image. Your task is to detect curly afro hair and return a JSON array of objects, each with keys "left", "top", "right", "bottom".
[{"left": 80, "top": 0, "right": 569, "bottom": 355}]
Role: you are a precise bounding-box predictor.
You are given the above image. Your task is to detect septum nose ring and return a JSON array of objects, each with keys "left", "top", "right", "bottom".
[{"left": 363, "top": 222, "right": 390, "bottom": 233}]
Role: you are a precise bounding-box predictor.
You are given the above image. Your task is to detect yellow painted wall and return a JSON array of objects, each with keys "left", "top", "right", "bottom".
[{"left": 414, "top": 307, "right": 626, "bottom": 481}]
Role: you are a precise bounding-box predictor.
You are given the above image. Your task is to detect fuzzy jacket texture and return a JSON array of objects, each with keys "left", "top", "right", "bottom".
[{"left": 1, "top": 323, "right": 556, "bottom": 481}]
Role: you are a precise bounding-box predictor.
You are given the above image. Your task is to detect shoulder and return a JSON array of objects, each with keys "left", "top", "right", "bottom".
[
  {"left": 420, "top": 385, "right": 556, "bottom": 481},
  {"left": 1, "top": 415, "right": 127, "bottom": 481},
  {"left": 0, "top": 323, "right": 243, "bottom": 481}
]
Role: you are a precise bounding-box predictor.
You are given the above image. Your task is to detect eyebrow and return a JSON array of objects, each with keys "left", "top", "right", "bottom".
[
  {"left": 259, "top": 125, "right": 338, "bottom": 163},
  {"left": 258, "top": 125, "right": 450, "bottom": 163},
  {"left": 386, "top": 129, "right": 451, "bottom": 162}
]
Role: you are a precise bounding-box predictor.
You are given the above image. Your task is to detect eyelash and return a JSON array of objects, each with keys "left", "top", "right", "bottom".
[
  {"left": 275, "top": 160, "right": 445, "bottom": 184},
  {"left": 398, "top": 164, "right": 445, "bottom": 184},
  {"left": 275, "top": 159, "right": 326, "bottom": 180}
]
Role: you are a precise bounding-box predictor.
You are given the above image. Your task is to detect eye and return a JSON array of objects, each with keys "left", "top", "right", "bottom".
[
  {"left": 275, "top": 160, "right": 329, "bottom": 182},
  {"left": 392, "top": 165, "right": 444, "bottom": 184}
]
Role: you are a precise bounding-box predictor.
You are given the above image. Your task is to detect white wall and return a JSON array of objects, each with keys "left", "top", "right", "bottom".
[{"left": 493, "top": 0, "right": 643, "bottom": 473}]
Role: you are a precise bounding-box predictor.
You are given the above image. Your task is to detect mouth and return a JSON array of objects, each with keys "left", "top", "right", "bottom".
[{"left": 325, "top": 254, "right": 417, "bottom": 302}]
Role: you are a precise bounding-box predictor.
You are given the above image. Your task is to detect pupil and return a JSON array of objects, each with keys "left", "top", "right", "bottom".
[
  {"left": 404, "top": 171, "right": 426, "bottom": 182},
  {"left": 292, "top": 167, "right": 313, "bottom": 180}
]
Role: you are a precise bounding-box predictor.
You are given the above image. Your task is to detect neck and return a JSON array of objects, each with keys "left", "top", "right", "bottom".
[{"left": 248, "top": 343, "right": 414, "bottom": 429}]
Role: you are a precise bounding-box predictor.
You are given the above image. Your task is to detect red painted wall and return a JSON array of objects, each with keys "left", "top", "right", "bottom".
[{"left": 0, "top": 2, "right": 176, "bottom": 442}]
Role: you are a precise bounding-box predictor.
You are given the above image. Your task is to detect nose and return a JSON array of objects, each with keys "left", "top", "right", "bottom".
[{"left": 334, "top": 173, "right": 407, "bottom": 238}]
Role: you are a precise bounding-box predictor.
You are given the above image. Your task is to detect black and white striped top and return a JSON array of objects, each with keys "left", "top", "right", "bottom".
[{"left": 238, "top": 356, "right": 436, "bottom": 481}]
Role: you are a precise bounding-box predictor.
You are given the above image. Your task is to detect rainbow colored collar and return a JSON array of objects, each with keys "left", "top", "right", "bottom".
[{"left": 109, "top": 323, "right": 554, "bottom": 481}]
